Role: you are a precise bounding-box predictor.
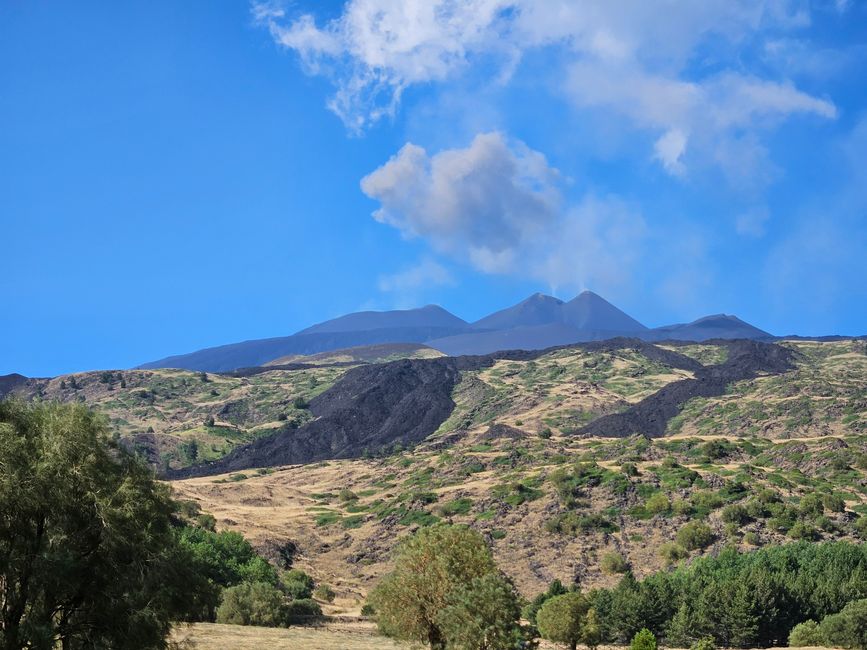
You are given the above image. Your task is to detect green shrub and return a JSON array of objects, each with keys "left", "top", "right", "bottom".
[
  {"left": 788, "top": 620, "right": 823, "bottom": 647},
  {"left": 285, "top": 598, "right": 322, "bottom": 624},
  {"left": 215, "top": 582, "right": 288, "bottom": 627},
  {"left": 645, "top": 493, "right": 671, "bottom": 516},
  {"left": 600, "top": 552, "right": 629, "bottom": 575},
  {"left": 659, "top": 542, "right": 688, "bottom": 564},
  {"left": 283, "top": 569, "right": 314, "bottom": 600},
  {"left": 631, "top": 628, "right": 657, "bottom": 650},
  {"left": 677, "top": 521, "right": 714, "bottom": 550},
  {"left": 537, "top": 592, "right": 594, "bottom": 650},
  {"left": 721, "top": 504, "right": 749, "bottom": 525},
  {"left": 692, "top": 636, "right": 717, "bottom": 650},
  {"left": 313, "top": 584, "right": 336, "bottom": 603},
  {"left": 338, "top": 488, "right": 358, "bottom": 502}
]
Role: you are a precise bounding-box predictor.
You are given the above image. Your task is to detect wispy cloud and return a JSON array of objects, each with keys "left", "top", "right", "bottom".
[{"left": 255, "top": 0, "right": 836, "bottom": 181}]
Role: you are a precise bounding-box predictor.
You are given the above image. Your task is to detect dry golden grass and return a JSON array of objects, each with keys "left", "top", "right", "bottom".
[{"left": 171, "top": 622, "right": 409, "bottom": 649}]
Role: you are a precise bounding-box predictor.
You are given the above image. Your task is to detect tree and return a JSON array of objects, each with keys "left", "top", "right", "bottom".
[
  {"left": 523, "top": 579, "right": 569, "bottom": 625},
  {"left": 631, "top": 628, "right": 657, "bottom": 650},
  {"left": 215, "top": 582, "right": 288, "bottom": 627},
  {"left": 536, "top": 592, "right": 594, "bottom": 650},
  {"left": 369, "top": 524, "right": 502, "bottom": 649},
  {"left": 437, "top": 573, "right": 527, "bottom": 650},
  {"left": 0, "top": 399, "right": 207, "bottom": 650},
  {"left": 601, "top": 552, "right": 629, "bottom": 575},
  {"left": 788, "top": 620, "right": 823, "bottom": 647},
  {"left": 819, "top": 599, "right": 867, "bottom": 650}
]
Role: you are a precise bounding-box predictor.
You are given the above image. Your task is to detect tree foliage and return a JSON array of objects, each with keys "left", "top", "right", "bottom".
[
  {"left": 369, "top": 524, "right": 520, "bottom": 649},
  {"left": 0, "top": 400, "right": 208, "bottom": 649},
  {"left": 536, "top": 592, "right": 596, "bottom": 650},
  {"left": 437, "top": 573, "right": 526, "bottom": 650},
  {"left": 215, "top": 582, "right": 288, "bottom": 627}
]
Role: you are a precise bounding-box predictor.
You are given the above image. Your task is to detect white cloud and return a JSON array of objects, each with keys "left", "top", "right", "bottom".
[
  {"left": 654, "top": 128, "right": 688, "bottom": 175},
  {"left": 362, "top": 133, "right": 646, "bottom": 293},
  {"left": 256, "top": 0, "right": 837, "bottom": 180}
]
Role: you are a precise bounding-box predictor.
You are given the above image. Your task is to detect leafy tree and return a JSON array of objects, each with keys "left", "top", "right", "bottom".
[
  {"left": 0, "top": 400, "right": 207, "bottom": 649},
  {"left": 369, "top": 524, "right": 501, "bottom": 649},
  {"left": 536, "top": 592, "right": 593, "bottom": 650},
  {"left": 788, "top": 620, "right": 823, "bottom": 647},
  {"left": 631, "top": 628, "right": 657, "bottom": 650},
  {"left": 819, "top": 599, "right": 867, "bottom": 650},
  {"left": 523, "top": 579, "right": 568, "bottom": 625},
  {"left": 215, "top": 581, "right": 288, "bottom": 627},
  {"left": 437, "top": 573, "right": 527, "bottom": 650}
]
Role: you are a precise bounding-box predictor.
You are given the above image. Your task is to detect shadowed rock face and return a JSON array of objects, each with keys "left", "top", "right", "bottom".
[
  {"left": 166, "top": 338, "right": 729, "bottom": 478},
  {"left": 579, "top": 340, "right": 796, "bottom": 439}
]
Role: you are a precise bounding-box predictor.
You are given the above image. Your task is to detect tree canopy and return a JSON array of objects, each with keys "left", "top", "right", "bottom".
[{"left": 0, "top": 400, "right": 208, "bottom": 649}]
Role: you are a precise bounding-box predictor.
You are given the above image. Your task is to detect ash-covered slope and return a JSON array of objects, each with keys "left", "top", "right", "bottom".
[
  {"left": 168, "top": 355, "right": 491, "bottom": 478},
  {"left": 580, "top": 340, "right": 795, "bottom": 439},
  {"left": 168, "top": 339, "right": 709, "bottom": 478}
]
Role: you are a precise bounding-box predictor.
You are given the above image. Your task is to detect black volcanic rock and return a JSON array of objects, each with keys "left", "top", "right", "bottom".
[{"left": 580, "top": 339, "right": 795, "bottom": 439}]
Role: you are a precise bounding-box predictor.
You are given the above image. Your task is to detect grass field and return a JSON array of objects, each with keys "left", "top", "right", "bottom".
[
  {"left": 171, "top": 622, "right": 409, "bottom": 649},
  {"left": 171, "top": 623, "right": 825, "bottom": 650}
]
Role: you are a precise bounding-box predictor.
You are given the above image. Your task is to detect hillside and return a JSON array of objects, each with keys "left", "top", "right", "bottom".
[
  {"left": 264, "top": 342, "right": 443, "bottom": 366},
  {"left": 7, "top": 338, "right": 866, "bottom": 610}
]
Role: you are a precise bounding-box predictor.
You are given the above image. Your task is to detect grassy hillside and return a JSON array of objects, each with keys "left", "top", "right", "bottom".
[
  {"left": 9, "top": 365, "right": 349, "bottom": 469},
  {"left": 9, "top": 338, "right": 866, "bottom": 608}
]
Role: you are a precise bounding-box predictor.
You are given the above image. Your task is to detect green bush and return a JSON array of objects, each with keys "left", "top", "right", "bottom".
[
  {"left": 215, "top": 582, "right": 288, "bottom": 627},
  {"left": 692, "top": 636, "right": 717, "bottom": 650},
  {"left": 677, "top": 521, "right": 714, "bottom": 550},
  {"left": 600, "top": 552, "right": 629, "bottom": 575},
  {"left": 285, "top": 598, "right": 323, "bottom": 624},
  {"left": 631, "top": 628, "right": 657, "bottom": 650},
  {"left": 788, "top": 620, "right": 823, "bottom": 647},
  {"left": 645, "top": 493, "right": 671, "bottom": 516},
  {"left": 721, "top": 504, "right": 749, "bottom": 525},
  {"left": 313, "top": 584, "right": 336, "bottom": 603},
  {"left": 283, "top": 569, "right": 314, "bottom": 600},
  {"left": 659, "top": 542, "right": 688, "bottom": 564}
]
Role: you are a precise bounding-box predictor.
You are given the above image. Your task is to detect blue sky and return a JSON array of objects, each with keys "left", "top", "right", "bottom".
[{"left": 1, "top": 1, "right": 865, "bottom": 376}]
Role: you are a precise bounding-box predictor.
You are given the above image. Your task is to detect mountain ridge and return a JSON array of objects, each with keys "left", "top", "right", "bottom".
[{"left": 136, "top": 291, "right": 775, "bottom": 372}]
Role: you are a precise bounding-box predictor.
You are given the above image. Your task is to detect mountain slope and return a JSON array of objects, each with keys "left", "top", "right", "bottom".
[
  {"left": 562, "top": 290, "right": 648, "bottom": 331},
  {"left": 137, "top": 304, "right": 469, "bottom": 372},
  {"left": 648, "top": 314, "right": 771, "bottom": 341}
]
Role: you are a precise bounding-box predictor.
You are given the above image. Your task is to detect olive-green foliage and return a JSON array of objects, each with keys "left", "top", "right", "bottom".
[
  {"left": 283, "top": 569, "right": 314, "bottom": 600},
  {"left": 631, "top": 628, "right": 657, "bottom": 650},
  {"left": 601, "top": 552, "right": 630, "bottom": 575},
  {"left": 591, "top": 542, "right": 867, "bottom": 648},
  {"left": 677, "top": 521, "right": 714, "bottom": 550},
  {"left": 819, "top": 599, "right": 867, "bottom": 650},
  {"left": 215, "top": 581, "right": 288, "bottom": 627},
  {"left": 658, "top": 542, "right": 688, "bottom": 564},
  {"left": 645, "top": 493, "right": 671, "bottom": 516},
  {"left": 536, "top": 592, "right": 594, "bottom": 650},
  {"left": 437, "top": 573, "right": 528, "bottom": 650},
  {"left": 788, "top": 620, "right": 823, "bottom": 647},
  {"left": 522, "top": 580, "right": 568, "bottom": 625},
  {"left": 369, "top": 524, "right": 504, "bottom": 649},
  {"left": 285, "top": 598, "right": 323, "bottom": 624},
  {"left": 313, "top": 584, "right": 336, "bottom": 603},
  {"left": 0, "top": 400, "right": 209, "bottom": 649},
  {"left": 691, "top": 636, "right": 716, "bottom": 650}
]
